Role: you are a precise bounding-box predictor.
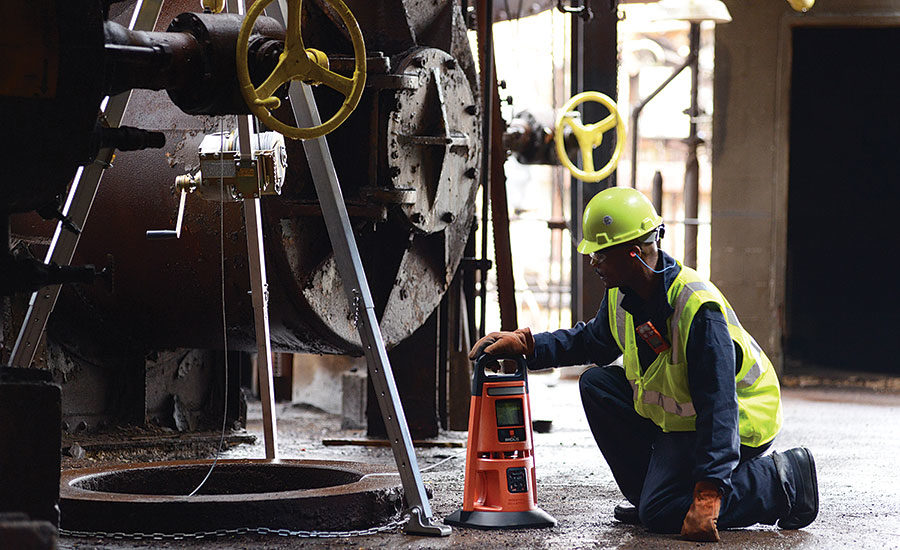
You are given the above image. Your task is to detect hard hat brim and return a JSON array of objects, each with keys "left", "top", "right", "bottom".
[
  {"left": 577, "top": 239, "right": 602, "bottom": 255},
  {"left": 577, "top": 225, "right": 662, "bottom": 256}
]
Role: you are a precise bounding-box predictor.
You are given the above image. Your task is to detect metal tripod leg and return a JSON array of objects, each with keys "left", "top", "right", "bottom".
[
  {"left": 243, "top": 195, "right": 278, "bottom": 458},
  {"left": 6, "top": 0, "right": 164, "bottom": 369},
  {"left": 236, "top": 115, "right": 279, "bottom": 459},
  {"left": 225, "top": 0, "right": 278, "bottom": 460},
  {"left": 288, "top": 82, "right": 450, "bottom": 536}
]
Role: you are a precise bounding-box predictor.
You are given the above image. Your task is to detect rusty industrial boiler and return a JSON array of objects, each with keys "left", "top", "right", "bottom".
[
  {"left": 54, "top": 0, "right": 481, "bottom": 353},
  {"left": 2, "top": 0, "right": 609, "bottom": 537},
  {"left": 3, "top": 0, "right": 485, "bottom": 431}
]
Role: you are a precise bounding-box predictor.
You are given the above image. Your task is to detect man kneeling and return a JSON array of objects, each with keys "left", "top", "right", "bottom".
[{"left": 470, "top": 187, "right": 818, "bottom": 541}]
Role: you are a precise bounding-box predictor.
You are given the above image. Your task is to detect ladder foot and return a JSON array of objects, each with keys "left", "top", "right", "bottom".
[{"left": 404, "top": 506, "right": 451, "bottom": 537}]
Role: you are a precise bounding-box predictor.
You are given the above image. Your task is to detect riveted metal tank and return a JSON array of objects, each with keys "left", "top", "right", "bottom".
[{"left": 46, "top": 0, "right": 482, "bottom": 359}]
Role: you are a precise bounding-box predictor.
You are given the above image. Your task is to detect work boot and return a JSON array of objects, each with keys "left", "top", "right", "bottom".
[
  {"left": 773, "top": 447, "right": 819, "bottom": 529},
  {"left": 613, "top": 502, "right": 640, "bottom": 525}
]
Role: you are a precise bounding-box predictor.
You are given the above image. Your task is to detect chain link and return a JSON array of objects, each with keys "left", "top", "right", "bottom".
[{"left": 59, "top": 515, "right": 408, "bottom": 541}]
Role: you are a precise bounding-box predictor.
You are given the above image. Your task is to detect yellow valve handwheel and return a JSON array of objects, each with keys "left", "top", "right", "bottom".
[
  {"left": 554, "top": 91, "right": 625, "bottom": 183},
  {"left": 236, "top": 0, "right": 367, "bottom": 140}
]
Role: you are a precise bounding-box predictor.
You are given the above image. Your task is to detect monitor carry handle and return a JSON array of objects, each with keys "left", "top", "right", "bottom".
[{"left": 472, "top": 353, "right": 528, "bottom": 396}]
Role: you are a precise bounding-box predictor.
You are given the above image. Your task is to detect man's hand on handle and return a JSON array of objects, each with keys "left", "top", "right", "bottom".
[
  {"left": 681, "top": 480, "right": 721, "bottom": 542},
  {"left": 468, "top": 328, "right": 535, "bottom": 360}
]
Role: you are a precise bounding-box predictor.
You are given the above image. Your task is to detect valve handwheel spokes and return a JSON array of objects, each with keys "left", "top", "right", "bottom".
[
  {"left": 236, "top": 0, "right": 367, "bottom": 140},
  {"left": 554, "top": 91, "right": 625, "bottom": 183}
]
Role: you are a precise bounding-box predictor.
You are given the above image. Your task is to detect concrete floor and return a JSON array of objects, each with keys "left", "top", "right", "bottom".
[{"left": 58, "top": 372, "right": 900, "bottom": 549}]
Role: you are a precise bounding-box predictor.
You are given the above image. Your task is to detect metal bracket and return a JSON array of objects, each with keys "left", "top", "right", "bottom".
[
  {"left": 556, "top": 0, "right": 593, "bottom": 20},
  {"left": 405, "top": 506, "right": 451, "bottom": 536}
]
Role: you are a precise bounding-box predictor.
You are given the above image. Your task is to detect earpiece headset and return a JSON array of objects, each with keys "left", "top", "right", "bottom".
[
  {"left": 607, "top": 224, "right": 674, "bottom": 273},
  {"left": 631, "top": 249, "right": 677, "bottom": 273}
]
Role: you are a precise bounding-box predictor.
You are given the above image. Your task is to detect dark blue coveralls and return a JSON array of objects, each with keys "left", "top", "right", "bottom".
[{"left": 526, "top": 251, "right": 795, "bottom": 533}]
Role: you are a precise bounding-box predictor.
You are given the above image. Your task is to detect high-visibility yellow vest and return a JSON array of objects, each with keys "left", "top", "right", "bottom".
[{"left": 608, "top": 262, "right": 782, "bottom": 447}]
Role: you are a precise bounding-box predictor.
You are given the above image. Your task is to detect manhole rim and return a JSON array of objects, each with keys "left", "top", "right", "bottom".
[{"left": 60, "top": 458, "right": 400, "bottom": 503}]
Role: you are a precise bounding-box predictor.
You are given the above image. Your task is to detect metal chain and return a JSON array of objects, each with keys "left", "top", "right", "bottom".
[{"left": 59, "top": 515, "right": 408, "bottom": 541}]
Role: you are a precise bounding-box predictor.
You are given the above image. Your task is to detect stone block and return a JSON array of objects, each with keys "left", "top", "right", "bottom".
[
  {"left": 341, "top": 369, "right": 367, "bottom": 430},
  {"left": 0, "top": 368, "right": 61, "bottom": 527},
  {"left": 0, "top": 514, "right": 57, "bottom": 550}
]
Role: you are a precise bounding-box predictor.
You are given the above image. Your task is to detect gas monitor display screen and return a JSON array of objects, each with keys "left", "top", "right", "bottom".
[{"left": 495, "top": 398, "right": 524, "bottom": 427}]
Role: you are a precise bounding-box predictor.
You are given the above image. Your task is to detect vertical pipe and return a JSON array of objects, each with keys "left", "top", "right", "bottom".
[
  {"left": 683, "top": 22, "right": 701, "bottom": 269},
  {"left": 629, "top": 58, "right": 694, "bottom": 191},
  {"left": 478, "top": 0, "right": 494, "bottom": 338},
  {"left": 569, "top": 10, "right": 583, "bottom": 326},
  {"left": 463, "top": 225, "right": 477, "bottom": 347},
  {"left": 549, "top": 171, "right": 563, "bottom": 329},
  {"left": 489, "top": 74, "right": 518, "bottom": 331},
  {"left": 570, "top": 5, "right": 617, "bottom": 325},
  {"left": 438, "top": 288, "right": 449, "bottom": 430},
  {"left": 630, "top": 108, "right": 640, "bottom": 189},
  {"left": 652, "top": 170, "right": 663, "bottom": 217}
]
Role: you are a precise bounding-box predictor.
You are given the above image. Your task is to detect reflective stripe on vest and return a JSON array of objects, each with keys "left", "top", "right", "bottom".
[
  {"left": 669, "top": 281, "right": 763, "bottom": 389},
  {"left": 628, "top": 379, "right": 696, "bottom": 417},
  {"left": 670, "top": 281, "right": 738, "bottom": 363},
  {"left": 607, "top": 263, "right": 782, "bottom": 445},
  {"left": 614, "top": 291, "right": 627, "bottom": 348},
  {"left": 737, "top": 337, "right": 765, "bottom": 389}
]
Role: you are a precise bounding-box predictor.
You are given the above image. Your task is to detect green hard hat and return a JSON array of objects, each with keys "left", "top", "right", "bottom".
[{"left": 577, "top": 187, "right": 663, "bottom": 255}]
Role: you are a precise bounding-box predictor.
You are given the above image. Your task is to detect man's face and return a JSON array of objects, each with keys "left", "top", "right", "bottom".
[{"left": 589, "top": 242, "right": 636, "bottom": 288}]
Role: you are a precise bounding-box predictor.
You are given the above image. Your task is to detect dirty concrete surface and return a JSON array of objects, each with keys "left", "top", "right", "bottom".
[{"left": 58, "top": 372, "right": 900, "bottom": 549}]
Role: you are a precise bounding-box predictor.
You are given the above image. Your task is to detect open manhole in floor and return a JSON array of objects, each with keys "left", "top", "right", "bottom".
[{"left": 60, "top": 459, "right": 404, "bottom": 533}]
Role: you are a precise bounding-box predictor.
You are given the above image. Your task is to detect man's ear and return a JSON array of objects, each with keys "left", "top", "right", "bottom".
[{"left": 641, "top": 241, "right": 658, "bottom": 256}]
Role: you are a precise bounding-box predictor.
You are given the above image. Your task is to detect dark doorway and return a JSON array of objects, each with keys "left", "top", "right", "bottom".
[{"left": 786, "top": 27, "right": 900, "bottom": 374}]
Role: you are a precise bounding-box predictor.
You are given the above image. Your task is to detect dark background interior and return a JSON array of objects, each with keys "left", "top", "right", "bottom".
[{"left": 786, "top": 26, "right": 900, "bottom": 374}]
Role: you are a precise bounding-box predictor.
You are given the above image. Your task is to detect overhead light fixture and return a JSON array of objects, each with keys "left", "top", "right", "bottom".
[
  {"left": 787, "top": 0, "right": 814, "bottom": 12},
  {"left": 652, "top": 0, "right": 732, "bottom": 23}
]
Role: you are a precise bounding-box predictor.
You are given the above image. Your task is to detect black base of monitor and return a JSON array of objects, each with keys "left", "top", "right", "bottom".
[{"left": 444, "top": 508, "right": 557, "bottom": 529}]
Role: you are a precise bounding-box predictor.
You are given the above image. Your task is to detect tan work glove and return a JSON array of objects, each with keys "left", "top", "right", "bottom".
[
  {"left": 681, "top": 481, "right": 722, "bottom": 542},
  {"left": 468, "top": 328, "right": 535, "bottom": 360}
]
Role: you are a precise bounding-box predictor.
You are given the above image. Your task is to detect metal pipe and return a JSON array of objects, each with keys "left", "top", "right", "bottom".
[
  {"left": 568, "top": 5, "right": 615, "bottom": 325},
  {"left": 478, "top": 0, "right": 494, "bottom": 339},
  {"left": 629, "top": 54, "right": 694, "bottom": 189},
  {"left": 651, "top": 170, "right": 663, "bottom": 215},
  {"left": 683, "top": 22, "right": 701, "bottom": 269},
  {"left": 569, "top": 9, "right": 582, "bottom": 325}
]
